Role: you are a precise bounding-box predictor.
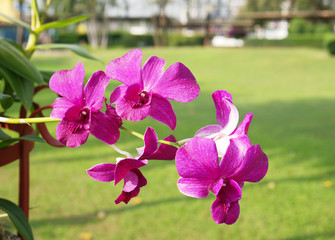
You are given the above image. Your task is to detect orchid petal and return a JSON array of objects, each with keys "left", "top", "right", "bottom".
[
  {"left": 138, "top": 127, "right": 158, "bottom": 159},
  {"left": 219, "top": 137, "right": 246, "bottom": 177},
  {"left": 233, "top": 145, "right": 268, "bottom": 183},
  {"left": 114, "top": 159, "right": 148, "bottom": 185},
  {"left": 105, "top": 49, "right": 142, "bottom": 86},
  {"left": 231, "top": 113, "right": 253, "bottom": 137},
  {"left": 132, "top": 168, "right": 147, "bottom": 188},
  {"left": 115, "top": 84, "right": 151, "bottom": 121},
  {"left": 50, "top": 97, "right": 76, "bottom": 119},
  {"left": 211, "top": 199, "right": 240, "bottom": 225},
  {"left": 212, "top": 90, "right": 239, "bottom": 134},
  {"left": 115, "top": 187, "right": 140, "bottom": 204},
  {"left": 90, "top": 111, "right": 120, "bottom": 145},
  {"left": 86, "top": 163, "right": 116, "bottom": 182},
  {"left": 142, "top": 56, "right": 166, "bottom": 90},
  {"left": 49, "top": 62, "right": 85, "bottom": 104},
  {"left": 84, "top": 70, "right": 110, "bottom": 111},
  {"left": 211, "top": 178, "right": 224, "bottom": 195},
  {"left": 105, "top": 101, "right": 123, "bottom": 127},
  {"left": 116, "top": 97, "right": 150, "bottom": 121},
  {"left": 177, "top": 177, "right": 213, "bottom": 198},
  {"left": 123, "top": 171, "right": 139, "bottom": 192},
  {"left": 222, "top": 180, "right": 242, "bottom": 203},
  {"left": 146, "top": 135, "right": 178, "bottom": 160},
  {"left": 151, "top": 62, "right": 200, "bottom": 102},
  {"left": 55, "top": 118, "right": 89, "bottom": 147},
  {"left": 175, "top": 137, "right": 220, "bottom": 179},
  {"left": 110, "top": 84, "right": 128, "bottom": 104},
  {"left": 195, "top": 125, "right": 222, "bottom": 138},
  {"left": 211, "top": 180, "right": 241, "bottom": 225},
  {"left": 149, "top": 94, "right": 176, "bottom": 130}
]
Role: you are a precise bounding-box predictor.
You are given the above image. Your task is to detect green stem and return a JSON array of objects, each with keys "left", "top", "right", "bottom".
[
  {"left": 120, "top": 126, "right": 180, "bottom": 148},
  {"left": 0, "top": 116, "right": 60, "bottom": 124}
]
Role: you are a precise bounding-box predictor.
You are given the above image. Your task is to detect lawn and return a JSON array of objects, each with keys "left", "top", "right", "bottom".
[{"left": 1, "top": 46, "right": 335, "bottom": 240}]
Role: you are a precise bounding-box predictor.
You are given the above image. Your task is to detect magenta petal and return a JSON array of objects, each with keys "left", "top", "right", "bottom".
[
  {"left": 50, "top": 97, "right": 76, "bottom": 119},
  {"left": 175, "top": 137, "right": 220, "bottom": 179},
  {"left": 105, "top": 49, "right": 142, "bottom": 86},
  {"left": 233, "top": 145, "right": 269, "bottom": 183},
  {"left": 105, "top": 101, "right": 123, "bottom": 127},
  {"left": 115, "top": 187, "right": 140, "bottom": 204},
  {"left": 195, "top": 125, "right": 222, "bottom": 138},
  {"left": 146, "top": 135, "right": 178, "bottom": 160},
  {"left": 142, "top": 56, "right": 166, "bottom": 90},
  {"left": 114, "top": 159, "right": 148, "bottom": 185},
  {"left": 177, "top": 177, "right": 212, "bottom": 198},
  {"left": 212, "top": 90, "right": 239, "bottom": 133},
  {"left": 223, "top": 180, "right": 242, "bottom": 203},
  {"left": 87, "top": 163, "right": 116, "bottom": 182},
  {"left": 49, "top": 62, "right": 85, "bottom": 104},
  {"left": 231, "top": 113, "right": 253, "bottom": 137},
  {"left": 84, "top": 71, "right": 110, "bottom": 111},
  {"left": 211, "top": 199, "right": 240, "bottom": 225},
  {"left": 211, "top": 178, "right": 224, "bottom": 195},
  {"left": 110, "top": 85, "right": 128, "bottom": 104},
  {"left": 123, "top": 171, "right": 139, "bottom": 192},
  {"left": 116, "top": 97, "right": 150, "bottom": 121},
  {"left": 149, "top": 94, "right": 176, "bottom": 130},
  {"left": 138, "top": 127, "right": 158, "bottom": 159},
  {"left": 90, "top": 111, "right": 120, "bottom": 145},
  {"left": 151, "top": 62, "right": 200, "bottom": 103},
  {"left": 55, "top": 119, "right": 89, "bottom": 147},
  {"left": 115, "top": 84, "right": 151, "bottom": 121},
  {"left": 219, "top": 137, "right": 246, "bottom": 178}
]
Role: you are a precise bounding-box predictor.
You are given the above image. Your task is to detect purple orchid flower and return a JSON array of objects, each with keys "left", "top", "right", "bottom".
[
  {"left": 87, "top": 127, "right": 178, "bottom": 204},
  {"left": 175, "top": 136, "right": 268, "bottom": 224},
  {"left": 105, "top": 49, "right": 200, "bottom": 130},
  {"left": 195, "top": 90, "right": 253, "bottom": 157},
  {"left": 49, "top": 62, "right": 120, "bottom": 148}
]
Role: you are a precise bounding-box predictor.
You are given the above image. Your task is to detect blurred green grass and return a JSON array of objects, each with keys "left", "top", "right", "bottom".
[{"left": 1, "top": 47, "right": 335, "bottom": 240}]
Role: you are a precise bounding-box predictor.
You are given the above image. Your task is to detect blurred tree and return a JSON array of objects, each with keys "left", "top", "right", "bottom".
[
  {"left": 242, "top": 0, "right": 335, "bottom": 12},
  {"left": 50, "top": 0, "right": 116, "bottom": 48},
  {"left": 152, "top": 0, "right": 171, "bottom": 46}
]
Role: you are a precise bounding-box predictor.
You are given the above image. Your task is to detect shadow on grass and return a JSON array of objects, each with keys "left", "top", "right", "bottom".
[
  {"left": 30, "top": 197, "right": 187, "bottom": 227},
  {"left": 281, "top": 231, "right": 335, "bottom": 240}
]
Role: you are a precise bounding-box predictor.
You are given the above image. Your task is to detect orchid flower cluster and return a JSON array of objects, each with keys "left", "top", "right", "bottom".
[{"left": 49, "top": 49, "right": 268, "bottom": 225}]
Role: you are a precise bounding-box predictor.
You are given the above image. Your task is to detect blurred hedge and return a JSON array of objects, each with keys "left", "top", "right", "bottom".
[
  {"left": 245, "top": 34, "right": 325, "bottom": 48},
  {"left": 323, "top": 33, "right": 335, "bottom": 55},
  {"left": 54, "top": 31, "right": 204, "bottom": 47}
]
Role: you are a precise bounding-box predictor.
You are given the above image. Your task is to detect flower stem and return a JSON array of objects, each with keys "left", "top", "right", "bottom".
[
  {"left": 120, "top": 126, "right": 180, "bottom": 148},
  {"left": 0, "top": 117, "right": 60, "bottom": 124}
]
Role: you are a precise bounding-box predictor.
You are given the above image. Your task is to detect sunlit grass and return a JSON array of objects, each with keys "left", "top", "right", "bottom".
[{"left": 1, "top": 46, "right": 335, "bottom": 240}]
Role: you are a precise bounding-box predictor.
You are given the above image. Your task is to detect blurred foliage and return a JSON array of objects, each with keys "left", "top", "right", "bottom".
[{"left": 242, "top": 0, "right": 335, "bottom": 12}]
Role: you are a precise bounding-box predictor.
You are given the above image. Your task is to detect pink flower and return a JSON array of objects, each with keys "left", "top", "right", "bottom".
[
  {"left": 49, "top": 62, "right": 120, "bottom": 147},
  {"left": 106, "top": 49, "right": 200, "bottom": 130},
  {"left": 87, "top": 127, "right": 178, "bottom": 204},
  {"left": 175, "top": 137, "right": 268, "bottom": 224},
  {"left": 195, "top": 90, "right": 252, "bottom": 157}
]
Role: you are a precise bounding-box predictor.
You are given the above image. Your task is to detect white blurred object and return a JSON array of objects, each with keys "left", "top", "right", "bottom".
[{"left": 211, "top": 36, "right": 244, "bottom": 47}]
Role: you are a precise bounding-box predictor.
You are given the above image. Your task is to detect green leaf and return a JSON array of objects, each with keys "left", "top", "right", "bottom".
[
  {"left": 2, "top": 39, "right": 28, "bottom": 57},
  {"left": 0, "top": 66, "right": 34, "bottom": 110},
  {"left": 0, "top": 12, "right": 32, "bottom": 32},
  {"left": 0, "top": 139, "right": 17, "bottom": 149},
  {"left": 34, "top": 44, "right": 101, "bottom": 62},
  {"left": 0, "top": 198, "right": 34, "bottom": 240},
  {"left": 36, "top": 14, "right": 92, "bottom": 33},
  {"left": 0, "top": 92, "right": 14, "bottom": 111},
  {"left": 0, "top": 39, "right": 43, "bottom": 84},
  {"left": 19, "top": 134, "right": 45, "bottom": 143},
  {"left": 40, "top": 70, "right": 55, "bottom": 84},
  {"left": 0, "top": 128, "right": 11, "bottom": 140}
]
